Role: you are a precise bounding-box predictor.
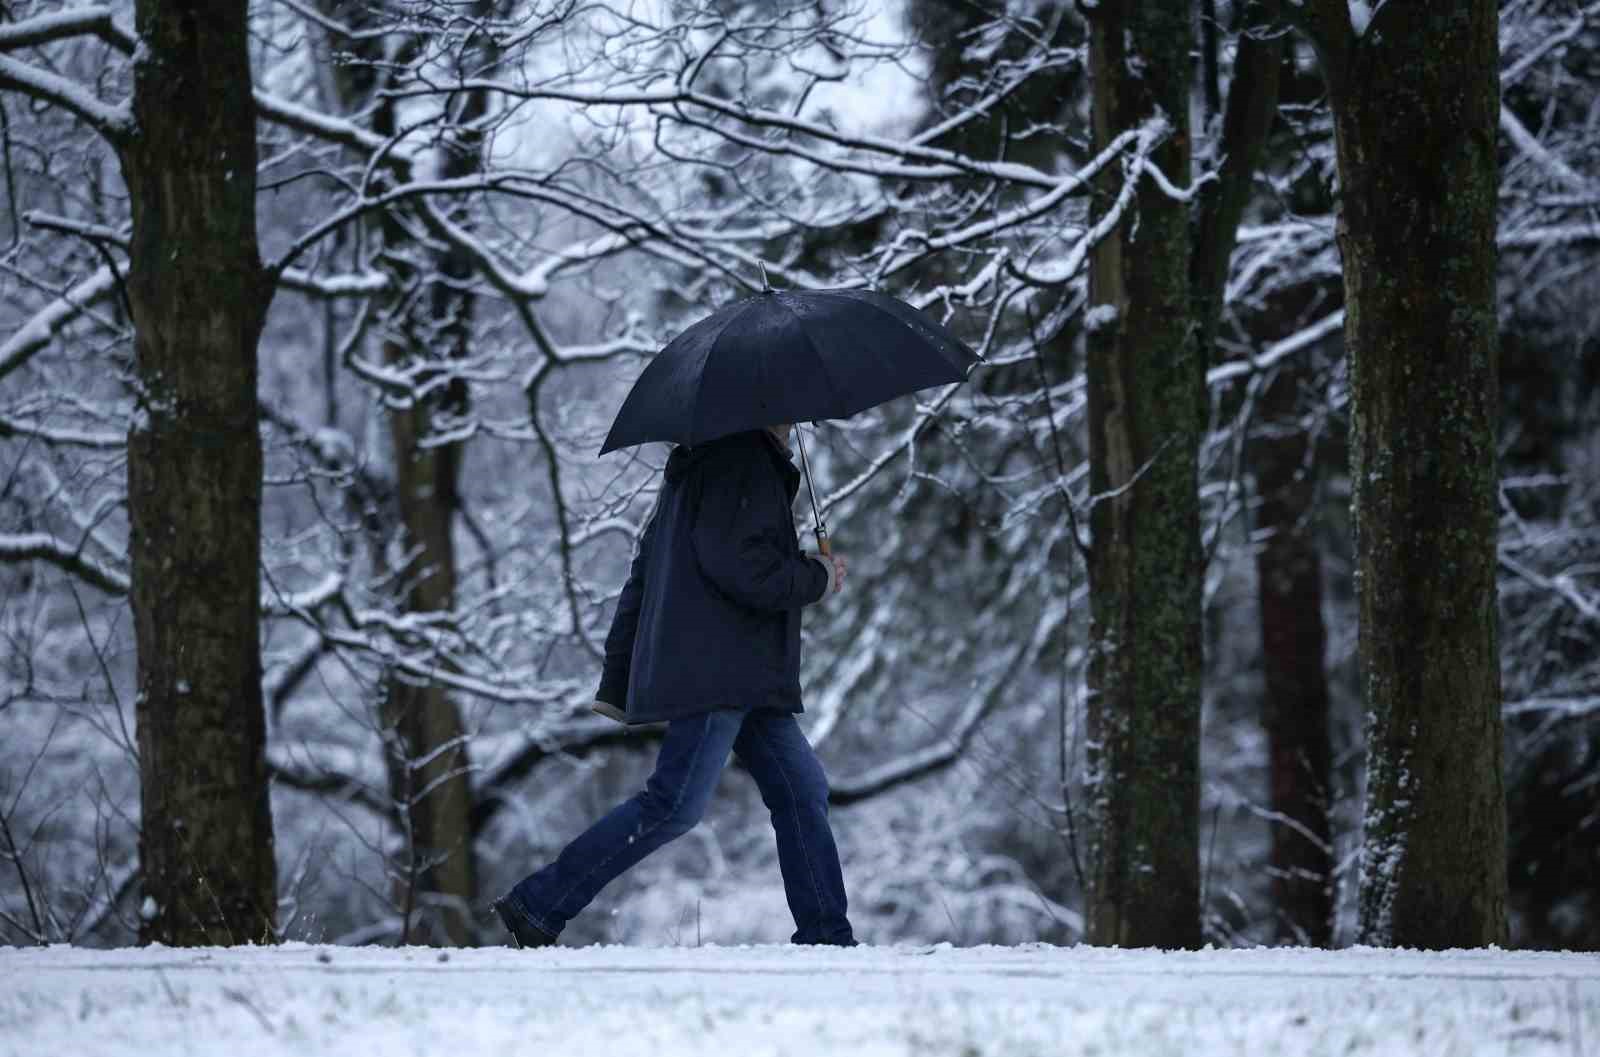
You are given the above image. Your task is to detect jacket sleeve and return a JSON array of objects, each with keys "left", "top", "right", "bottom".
[
  {"left": 596, "top": 494, "right": 662, "bottom": 705},
  {"left": 690, "top": 444, "right": 830, "bottom": 612}
]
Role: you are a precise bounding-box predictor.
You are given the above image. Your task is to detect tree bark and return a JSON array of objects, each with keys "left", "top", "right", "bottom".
[
  {"left": 1190, "top": 0, "right": 1282, "bottom": 367},
  {"left": 1251, "top": 366, "right": 1334, "bottom": 946},
  {"left": 376, "top": 225, "right": 477, "bottom": 946},
  {"left": 124, "top": 0, "right": 276, "bottom": 945},
  {"left": 381, "top": 400, "right": 474, "bottom": 946},
  {"left": 313, "top": 4, "right": 484, "bottom": 945},
  {"left": 1313, "top": 0, "right": 1508, "bottom": 948},
  {"left": 1189, "top": 1, "right": 1335, "bottom": 946},
  {"left": 1083, "top": 0, "right": 1203, "bottom": 950}
]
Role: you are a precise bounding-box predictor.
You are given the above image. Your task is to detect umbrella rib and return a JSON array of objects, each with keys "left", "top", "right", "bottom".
[
  {"left": 776, "top": 296, "right": 847, "bottom": 420},
  {"left": 686, "top": 304, "right": 749, "bottom": 448},
  {"left": 835, "top": 290, "right": 979, "bottom": 373}
]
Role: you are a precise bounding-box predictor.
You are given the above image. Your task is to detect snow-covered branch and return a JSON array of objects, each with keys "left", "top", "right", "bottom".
[
  {"left": 386, "top": 72, "right": 1077, "bottom": 188},
  {"left": 0, "top": 412, "right": 122, "bottom": 449},
  {"left": 0, "top": 55, "right": 131, "bottom": 144},
  {"left": 0, "top": 267, "right": 121, "bottom": 383},
  {"left": 1206, "top": 310, "right": 1345, "bottom": 387},
  {"left": 277, "top": 267, "right": 392, "bottom": 298},
  {"left": 253, "top": 89, "right": 392, "bottom": 158},
  {"left": 0, "top": 6, "right": 128, "bottom": 52},
  {"left": 0, "top": 533, "right": 130, "bottom": 596},
  {"left": 1499, "top": 222, "right": 1600, "bottom": 250},
  {"left": 1500, "top": 105, "right": 1596, "bottom": 195}
]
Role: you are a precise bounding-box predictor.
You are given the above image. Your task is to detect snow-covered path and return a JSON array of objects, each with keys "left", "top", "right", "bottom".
[{"left": 3, "top": 942, "right": 1596, "bottom": 1056}]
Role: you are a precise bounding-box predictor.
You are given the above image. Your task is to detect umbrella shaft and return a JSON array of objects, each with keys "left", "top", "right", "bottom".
[{"left": 794, "top": 424, "right": 829, "bottom": 554}]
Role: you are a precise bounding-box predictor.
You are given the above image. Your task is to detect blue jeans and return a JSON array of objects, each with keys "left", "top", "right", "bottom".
[{"left": 507, "top": 709, "right": 855, "bottom": 945}]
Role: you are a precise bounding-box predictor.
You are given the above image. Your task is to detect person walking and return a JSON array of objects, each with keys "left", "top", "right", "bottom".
[{"left": 493, "top": 421, "right": 856, "bottom": 948}]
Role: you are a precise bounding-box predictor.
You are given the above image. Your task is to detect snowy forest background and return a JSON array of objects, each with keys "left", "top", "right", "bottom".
[{"left": 0, "top": 0, "right": 1595, "bottom": 952}]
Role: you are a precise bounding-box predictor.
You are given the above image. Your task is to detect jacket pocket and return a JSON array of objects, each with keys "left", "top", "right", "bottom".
[{"left": 738, "top": 606, "right": 784, "bottom": 672}]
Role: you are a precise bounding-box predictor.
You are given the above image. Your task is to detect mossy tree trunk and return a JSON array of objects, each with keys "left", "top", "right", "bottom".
[
  {"left": 1083, "top": 0, "right": 1202, "bottom": 950},
  {"left": 1299, "top": 0, "right": 1507, "bottom": 948},
  {"left": 125, "top": 0, "right": 276, "bottom": 945}
]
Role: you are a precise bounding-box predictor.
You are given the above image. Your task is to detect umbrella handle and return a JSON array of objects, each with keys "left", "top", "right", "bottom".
[{"left": 814, "top": 527, "right": 831, "bottom": 557}]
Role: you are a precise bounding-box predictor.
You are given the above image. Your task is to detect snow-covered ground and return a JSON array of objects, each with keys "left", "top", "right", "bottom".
[{"left": 2, "top": 942, "right": 1596, "bottom": 1057}]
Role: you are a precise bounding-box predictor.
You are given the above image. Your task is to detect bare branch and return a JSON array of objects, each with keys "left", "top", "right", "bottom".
[
  {"left": 830, "top": 636, "right": 1031, "bottom": 805},
  {"left": 268, "top": 755, "right": 394, "bottom": 821},
  {"left": 472, "top": 720, "right": 662, "bottom": 835}
]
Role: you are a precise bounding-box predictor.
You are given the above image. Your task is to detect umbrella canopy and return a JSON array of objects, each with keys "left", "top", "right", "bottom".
[{"left": 599, "top": 287, "right": 980, "bottom": 455}]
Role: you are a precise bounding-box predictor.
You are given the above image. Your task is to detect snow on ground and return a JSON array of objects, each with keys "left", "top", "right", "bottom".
[{"left": 2, "top": 942, "right": 1597, "bottom": 1057}]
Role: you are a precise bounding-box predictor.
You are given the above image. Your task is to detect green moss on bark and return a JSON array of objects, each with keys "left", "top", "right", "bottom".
[{"left": 1084, "top": 0, "right": 1203, "bottom": 950}]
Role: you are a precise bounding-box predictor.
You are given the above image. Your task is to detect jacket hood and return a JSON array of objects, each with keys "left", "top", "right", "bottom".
[
  {"left": 664, "top": 429, "right": 795, "bottom": 485},
  {"left": 663, "top": 438, "right": 720, "bottom": 485}
]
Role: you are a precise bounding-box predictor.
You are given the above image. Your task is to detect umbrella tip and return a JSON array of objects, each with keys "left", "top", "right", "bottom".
[{"left": 758, "top": 261, "right": 772, "bottom": 293}]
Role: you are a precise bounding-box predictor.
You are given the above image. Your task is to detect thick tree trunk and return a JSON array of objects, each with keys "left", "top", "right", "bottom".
[
  {"left": 124, "top": 0, "right": 276, "bottom": 945},
  {"left": 1083, "top": 0, "right": 1202, "bottom": 950},
  {"left": 1251, "top": 366, "right": 1334, "bottom": 946},
  {"left": 1316, "top": 1, "right": 1507, "bottom": 948}
]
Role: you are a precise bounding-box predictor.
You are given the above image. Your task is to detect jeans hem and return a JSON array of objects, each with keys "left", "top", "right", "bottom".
[
  {"left": 505, "top": 890, "right": 560, "bottom": 939},
  {"left": 759, "top": 722, "right": 831, "bottom": 935}
]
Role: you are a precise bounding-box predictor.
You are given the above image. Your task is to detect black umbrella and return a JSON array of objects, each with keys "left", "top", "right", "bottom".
[{"left": 600, "top": 274, "right": 982, "bottom": 555}]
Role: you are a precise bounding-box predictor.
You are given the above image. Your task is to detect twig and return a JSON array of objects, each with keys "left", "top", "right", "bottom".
[{"left": 0, "top": 790, "right": 45, "bottom": 944}]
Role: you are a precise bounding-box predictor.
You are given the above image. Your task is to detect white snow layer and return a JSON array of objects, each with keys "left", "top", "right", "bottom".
[{"left": 2, "top": 943, "right": 1596, "bottom": 1057}]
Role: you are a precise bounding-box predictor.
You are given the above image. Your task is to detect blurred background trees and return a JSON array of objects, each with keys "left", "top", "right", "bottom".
[{"left": 1, "top": 0, "right": 1596, "bottom": 951}]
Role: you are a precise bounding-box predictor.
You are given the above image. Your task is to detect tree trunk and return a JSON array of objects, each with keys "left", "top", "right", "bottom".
[
  {"left": 1251, "top": 366, "right": 1334, "bottom": 946},
  {"left": 1188, "top": 0, "right": 1335, "bottom": 946},
  {"left": 124, "top": 0, "right": 276, "bottom": 945},
  {"left": 1314, "top": 0, "right": 1507, "bottom": 948},
  {"left": 311, "top": 4, "right": 485, "bottom": 945},
  {"left": 1083, "top": 0, "right": 1203, "bottom": 950},
  {"left": 377, "top": 210, "right": 478, "bottom": 946},
  {"left": 382, "top": 380, "right": 474, "bottom": 945}
]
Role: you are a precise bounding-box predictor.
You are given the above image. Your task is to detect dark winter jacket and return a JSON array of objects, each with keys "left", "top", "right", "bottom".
[{"left": 595, "top": 429, "right": 831, "bottom": 724}]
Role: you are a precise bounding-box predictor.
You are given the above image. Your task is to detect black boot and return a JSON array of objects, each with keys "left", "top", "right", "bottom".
[{"left": 491, "top": 896, "right": 559, "bottom": 949}]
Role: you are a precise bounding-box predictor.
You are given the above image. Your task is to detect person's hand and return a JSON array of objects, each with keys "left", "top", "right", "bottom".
[{"left": 808, "top": 552, "right": 847, "bottom": 596}]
